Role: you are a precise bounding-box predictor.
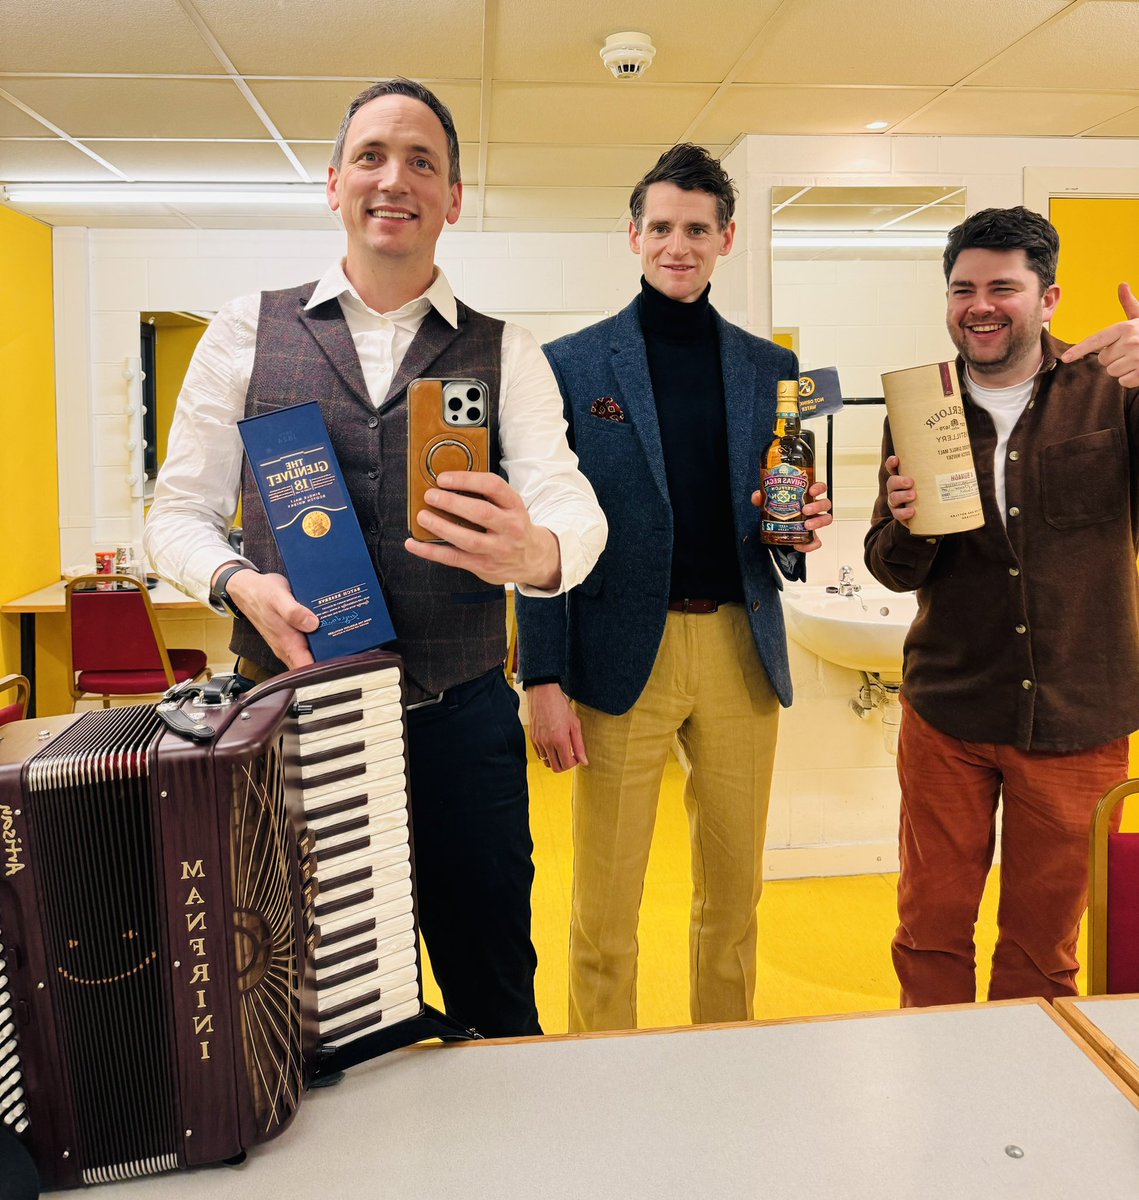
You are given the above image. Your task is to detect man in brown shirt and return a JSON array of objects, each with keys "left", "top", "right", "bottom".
[{"left": 866, "top": 206, "right": 1139, "bottom": 1006}]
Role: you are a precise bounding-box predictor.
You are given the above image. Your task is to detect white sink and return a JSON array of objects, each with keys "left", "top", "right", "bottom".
[{"left": 782, "top": 584, "right": 918, "bottom": 681}]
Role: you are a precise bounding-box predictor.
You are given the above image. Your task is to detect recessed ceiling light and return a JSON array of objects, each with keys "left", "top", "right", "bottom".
[{"left": 865, "top": 120, "right": 890, "bottom": 132}]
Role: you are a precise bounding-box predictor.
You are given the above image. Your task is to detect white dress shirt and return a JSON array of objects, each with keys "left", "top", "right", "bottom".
[{"left": 145, "top": 262, "right": 606, "bottom": 607}]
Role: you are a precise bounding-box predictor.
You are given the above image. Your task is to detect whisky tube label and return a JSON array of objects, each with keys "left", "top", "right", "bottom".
[{"left": 881, "top": 362, "right": 985, "bottom": 535}]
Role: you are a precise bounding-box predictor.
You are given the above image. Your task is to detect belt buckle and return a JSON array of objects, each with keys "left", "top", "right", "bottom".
[{"left": 406, "top": 690, "right": 445, "bottom": 711}]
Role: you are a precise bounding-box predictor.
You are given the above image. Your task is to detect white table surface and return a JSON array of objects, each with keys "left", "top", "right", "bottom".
[
  {"left": 88, "top": 1000, "right": 1139, "bottom": 1200},
  {"left": 0, "top": 578, "right": 204, "bottom": 613}
]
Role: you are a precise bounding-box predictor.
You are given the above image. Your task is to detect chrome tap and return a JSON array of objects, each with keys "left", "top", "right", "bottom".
[{"left": 836, "top": 565, "right": 860, "bottom": 597}]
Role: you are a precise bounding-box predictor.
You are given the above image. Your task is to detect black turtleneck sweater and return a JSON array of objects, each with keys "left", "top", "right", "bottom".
[{"left": 638, "top": 277, "right": 745, "bottom": 604}]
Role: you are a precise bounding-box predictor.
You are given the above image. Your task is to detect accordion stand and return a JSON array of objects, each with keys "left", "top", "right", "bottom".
[{"left": 0, "top": 652, "right": 478, "bottom": 1191}]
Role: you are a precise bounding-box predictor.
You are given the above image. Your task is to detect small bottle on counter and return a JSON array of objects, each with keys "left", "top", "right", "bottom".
[{"left": 760, "top": 379, "right": 815, "bottom": 545}]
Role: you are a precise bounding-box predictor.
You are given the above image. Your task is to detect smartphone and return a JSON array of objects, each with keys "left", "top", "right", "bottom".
[{"left": 407, "top": 377, "right": 492, "bottom": 541}]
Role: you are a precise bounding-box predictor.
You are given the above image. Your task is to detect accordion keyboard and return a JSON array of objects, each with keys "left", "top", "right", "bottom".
[
  {"left": 293, "top": 665, "right": 423, "bottom": 1047},
  {"left": 0, "top": 939, "right": 27, "bottom": 1134}
]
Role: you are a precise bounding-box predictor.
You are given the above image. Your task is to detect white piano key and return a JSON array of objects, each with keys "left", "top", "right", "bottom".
[
  {"left": 300, "top": 756, "right": 406, "bottom": 806},
  {"left": 321, "top": 993, "right": 424, "bottom": 1045},
  {"left": 295, "top": 668, "right": 401, "bottom": 705}
]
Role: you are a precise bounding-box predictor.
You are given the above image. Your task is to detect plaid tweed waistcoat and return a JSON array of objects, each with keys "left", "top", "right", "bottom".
[{"left": 231, "top": 281, "right": 506, "bottom": 701}]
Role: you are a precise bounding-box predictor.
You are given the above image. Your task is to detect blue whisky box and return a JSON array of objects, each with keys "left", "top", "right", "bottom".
[{"left": 238, "top": 401, "right": 396, "bottom": 660}]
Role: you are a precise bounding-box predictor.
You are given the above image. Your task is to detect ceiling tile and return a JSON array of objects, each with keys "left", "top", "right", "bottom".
[
  {"left": 735, "top": 0, "right": 1071, "bottom": 85},
  {"left": 249, "top": 80, "right": 482, "bottom": 144},
  {"left": 0, "top": 96, "right": 60, "bottom": 137},
  {"left": 689, "top": 86, "right": 943, "bottom": 141},
  {"left": 900, "top": 88, "right": 1139, "bottom": 136},
  {"left": 0, "top": 0, "right": 222, "bottom": 73},
  {"left": 190, "top": 0, "right": 484, "bottom": 77},
  {"left": 971, "top": 1, "right": 1139, "bottom": 89},
  {"left": 1086, "top": 106, "right": 1139, "bottom": 137},
  {"left": 85, "top": 141, "right": 304, "bottom": 182},
  {"left": 493, "top": 0, "right": 785, "bottom": 83},
  {"left": 490, "top": 83, "right": 716, "bottom": 144},
  {"left": 487, "top": 144, "right": 674, "bottom": 188},
  {"left": 287, "top": 142, "right": 336, "bottom": 179},
  {"left": 0, "top": 139, "right": 124, "bottom": 181},
  {"left": 0, "top": 78, "right": 268, "bottom": 139}
]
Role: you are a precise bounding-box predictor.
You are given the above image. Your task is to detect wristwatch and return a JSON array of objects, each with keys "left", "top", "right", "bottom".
[{"left": 212, "top": 563, "right": 255, "bottom": 618}]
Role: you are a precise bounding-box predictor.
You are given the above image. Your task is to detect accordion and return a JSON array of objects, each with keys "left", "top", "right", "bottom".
[{"left": 0, "top": 652, "right": 470, "bottom": 1190}]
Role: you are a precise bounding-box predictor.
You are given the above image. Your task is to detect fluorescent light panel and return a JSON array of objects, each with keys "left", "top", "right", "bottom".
[{"left": 4, "top": 184, "right": 327, "bottom": 205}]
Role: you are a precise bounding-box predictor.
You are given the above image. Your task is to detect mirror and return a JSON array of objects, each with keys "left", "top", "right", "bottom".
[
  {"left": 771, "top": 185, "right": 966, "bottom": 519},
  {"left": 139, "top": 311, "right": 212, "bottom": 501}
]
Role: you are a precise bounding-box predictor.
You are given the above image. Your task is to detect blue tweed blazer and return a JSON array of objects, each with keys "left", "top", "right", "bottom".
[{"left": 515, "top": 297, "right": 799, "bottom": 715}]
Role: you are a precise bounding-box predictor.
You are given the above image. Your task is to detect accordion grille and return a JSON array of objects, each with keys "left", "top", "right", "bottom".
[
  {"left": 24, "top": 706, "right": 180, "bottom": 1182},
  {"left": 230, "top": 733, "right": 303, "bottom": 1132}
]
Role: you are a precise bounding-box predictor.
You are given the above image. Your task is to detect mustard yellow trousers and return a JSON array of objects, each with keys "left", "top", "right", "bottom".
[{"left": 569, "top": 604, "right": 780, "bottom": 1032}]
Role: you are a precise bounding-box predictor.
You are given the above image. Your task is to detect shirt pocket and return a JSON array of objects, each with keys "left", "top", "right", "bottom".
[{"left": 1042, "top": 427, "right": 1126, "bottom": 529}]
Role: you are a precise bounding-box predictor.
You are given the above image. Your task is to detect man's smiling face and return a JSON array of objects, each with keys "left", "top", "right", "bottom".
[
  {"left": 946, "top": 247, "right": 1060, "bottom": 386},
  {"left": 630, "top": 182, "right": 734, "bottom": 304},
  {"left": 327, "top": 93, "right": 461, "bottom": 275}
]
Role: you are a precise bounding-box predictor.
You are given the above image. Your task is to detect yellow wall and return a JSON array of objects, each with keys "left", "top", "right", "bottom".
[
  {"left": 1050, "top": 197, "right": 1139, "bottom": 773},
  {"left": 0, "top": 208, "right": 59, "bottom": 680},
  {"left": 1050, "top": 197, "right": 1139, "bottom": 344},
  {"left": 154, "top": 321, "right": 206, "bottom": 465}
]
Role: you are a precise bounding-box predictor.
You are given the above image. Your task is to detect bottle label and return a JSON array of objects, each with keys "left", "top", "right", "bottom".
[{"left": 760, "top": 464, "right": 809, "bottom": 527}]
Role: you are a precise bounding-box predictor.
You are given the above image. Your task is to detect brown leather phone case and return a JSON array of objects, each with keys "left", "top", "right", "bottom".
[{"left": 407, "top": 377, "right": 491, "bottom": 541}]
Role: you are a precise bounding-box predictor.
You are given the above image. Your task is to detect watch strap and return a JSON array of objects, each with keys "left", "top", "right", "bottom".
[{"left": 213, "top": 563, "right": 254, "bottom": 618}]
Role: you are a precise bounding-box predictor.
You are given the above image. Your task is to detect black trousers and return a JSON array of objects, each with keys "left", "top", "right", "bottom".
[{"left": 405, "top": 668, "right": 542, "bottom": 1038}]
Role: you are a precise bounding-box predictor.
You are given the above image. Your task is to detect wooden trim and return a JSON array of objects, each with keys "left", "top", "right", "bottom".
[{"left": 1054, "top": 996, "right": 1139, "bottom": 1109}]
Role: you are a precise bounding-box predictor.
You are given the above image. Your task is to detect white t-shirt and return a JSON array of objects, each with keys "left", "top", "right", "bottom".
[{"left": 963, "top": 368, "right": 1037, "bottom": 525}]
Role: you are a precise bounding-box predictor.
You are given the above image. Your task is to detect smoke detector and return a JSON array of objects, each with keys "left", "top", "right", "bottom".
[{"left": 600, "top": 31, "right": 656, "bottom": 79}]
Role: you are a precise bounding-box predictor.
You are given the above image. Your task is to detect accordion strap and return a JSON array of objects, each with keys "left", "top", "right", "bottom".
[{"left": 313, "top": 1004, "right": 481, "bottom": 1078}]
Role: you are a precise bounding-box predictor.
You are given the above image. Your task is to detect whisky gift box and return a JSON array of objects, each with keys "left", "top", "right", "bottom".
[
  {"left": 881, "top": 362, "right": 985, "bottom": 536},
  {"left": 239, "top": 401, "right": 396, "bottom": 659}
]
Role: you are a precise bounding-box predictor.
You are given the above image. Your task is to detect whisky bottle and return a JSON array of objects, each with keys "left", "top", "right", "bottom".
[{"left": 760, "top": 379, "right": 815, "bottom": 545}]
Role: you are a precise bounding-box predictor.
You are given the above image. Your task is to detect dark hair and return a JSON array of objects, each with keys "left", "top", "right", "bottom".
[
  {"left": 628, "top": 143, "right": 737, "bottom": 231},
  {"left": 331, "top": 77, "right": 461, "bottom": 185},
  {"left": 943, "top": 206, "right": 1059, "bottom": 290}
]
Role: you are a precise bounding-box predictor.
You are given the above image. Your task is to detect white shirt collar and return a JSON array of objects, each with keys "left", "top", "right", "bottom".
[{"left": 305, "top": 260, "right": 458, "bottom": 328}]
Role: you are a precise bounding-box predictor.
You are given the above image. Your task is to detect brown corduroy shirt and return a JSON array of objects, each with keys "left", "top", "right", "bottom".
[{"left": 865, "top": 332, "right": 1139, "bottom": 752}]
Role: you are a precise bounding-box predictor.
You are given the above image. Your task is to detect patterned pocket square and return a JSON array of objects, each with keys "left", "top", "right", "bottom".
[{"left": 590, "top": 396, "right": 626, "bottom": 422}]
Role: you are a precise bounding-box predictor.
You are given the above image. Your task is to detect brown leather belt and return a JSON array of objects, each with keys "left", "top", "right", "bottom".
[{"left": 667, "top": 598, "right": 720, "bottom": 614}]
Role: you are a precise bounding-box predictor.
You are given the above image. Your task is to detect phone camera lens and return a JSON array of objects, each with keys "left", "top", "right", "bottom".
[
  {"left": 448, "top": 396, "right": 462, "bottom": 412},
  {"left": 466, "top": 407, "right": 481, "bottom": 422},
  {"left": 466, "top": 388, "right": 481, "bottom": 403}
]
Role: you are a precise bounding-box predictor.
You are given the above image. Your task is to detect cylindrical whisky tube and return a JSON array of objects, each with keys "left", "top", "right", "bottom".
[{"left": 881, "top": 362, "right": 984, "bottom": 536}]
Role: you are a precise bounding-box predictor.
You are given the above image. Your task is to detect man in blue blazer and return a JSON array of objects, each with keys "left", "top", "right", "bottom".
[{"left": 516, "top": 145, "right": 832, "bottom": 1032}]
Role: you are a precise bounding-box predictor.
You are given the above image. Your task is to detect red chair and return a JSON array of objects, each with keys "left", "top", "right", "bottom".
[
  {"left": 1087, "top": 779, "right": 1139, "bottom": 994},
  {"left": 65, "top": 574, "right": 210, "bottom": 708},
  {"left": 0, "top": 674, "right": 30, "bottom": 725}
]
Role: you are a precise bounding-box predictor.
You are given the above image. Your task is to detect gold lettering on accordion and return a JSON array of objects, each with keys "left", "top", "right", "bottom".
[
  {"left": 180, "top": 859, "right": 216, "bottom": 1062},
  {"left": 1, "top": 805, "right": 26, "bottom": 876}
]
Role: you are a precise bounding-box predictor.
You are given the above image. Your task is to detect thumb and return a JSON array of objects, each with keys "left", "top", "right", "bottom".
[{"left": 1119, "top": 282, "right": 1139, "bottom": 322}]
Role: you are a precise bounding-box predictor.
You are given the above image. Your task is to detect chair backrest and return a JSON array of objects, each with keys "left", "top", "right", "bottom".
[
  {"left": 65, "top": 574, "right": 176, "bottom": 697},
  {"left": 1088, "top": 779, "right": 1139, "bottom": 994},
  {"left": 0, "top": 673, "right": 30, "bottom": 726}
]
